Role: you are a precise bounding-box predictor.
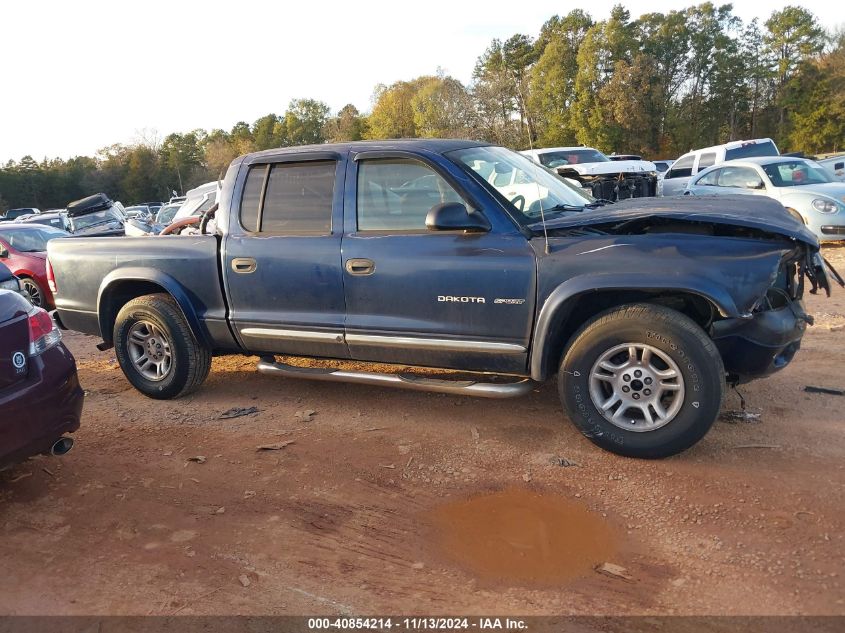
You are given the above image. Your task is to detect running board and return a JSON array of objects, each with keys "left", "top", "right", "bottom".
[{"left": 256, "top": 358, "right": 536, "bottom": 399}]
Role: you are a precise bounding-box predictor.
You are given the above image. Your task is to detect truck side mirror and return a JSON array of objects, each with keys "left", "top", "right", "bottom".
[
  {"left": 425, "top": 203, "right": 491, "bottom": 233},
  {"left": 0, "top": 245, "right": 7, "bottom": 258}
]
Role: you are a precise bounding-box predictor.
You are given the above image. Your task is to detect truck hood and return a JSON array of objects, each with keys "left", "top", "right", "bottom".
[
  {"left": 558, "top": 160, "right": 657, "bottom": 176},
  {"left": 530, "top": 194, "right": 820, "bottom": 248}
]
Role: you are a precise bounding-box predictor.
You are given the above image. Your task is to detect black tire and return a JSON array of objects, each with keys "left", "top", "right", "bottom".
[
  {"left": 113, "top": 294, "right": 211, "bottom": 399},
  {"left": 558, "top": 303, "right": 724, "bottom": 459}
]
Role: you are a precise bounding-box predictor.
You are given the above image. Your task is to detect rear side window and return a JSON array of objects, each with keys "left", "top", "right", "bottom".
[
  {"left": 666, "top": 155, "right": 694, "bottom": 179},
  {"left": 239, "top": 161, "right": 336, "bottom": 233},
  {"left": 357, "top": 159, "right": 465, "bottom": 231},
  {"left": 262, "top": 161, "right": 335, "bottom": 233},
  {"left": 696, "top": 152, "right": 716, "bottom": 171},
  {"left": 725, "top": 140, "right": 778, "bottom": 160},
  {"left": 240, "top": 166, "right": 266, "bottom": 232}
]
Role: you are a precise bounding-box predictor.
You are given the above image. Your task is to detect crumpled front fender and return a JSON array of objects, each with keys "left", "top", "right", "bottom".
[{"left": 528, "top": 234, "right": 798, "bottom": 381}]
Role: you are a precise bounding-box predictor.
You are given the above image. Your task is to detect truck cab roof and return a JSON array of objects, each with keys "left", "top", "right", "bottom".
[{"left": 244, "top": 139, "right": 489, "bottom": 162}]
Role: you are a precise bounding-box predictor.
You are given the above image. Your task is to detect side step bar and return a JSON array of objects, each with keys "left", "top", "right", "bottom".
[{"left": 256, "top": 358, "right": 536, "bottom": 399}]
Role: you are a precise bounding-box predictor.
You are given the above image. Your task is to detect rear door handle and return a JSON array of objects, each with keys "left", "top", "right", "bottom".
[
  {"left": 232, "top": 257, "right": 257, "bottom": 274},
  {"left": 345, "top": 258, "right": 375, "bottom": 276}
]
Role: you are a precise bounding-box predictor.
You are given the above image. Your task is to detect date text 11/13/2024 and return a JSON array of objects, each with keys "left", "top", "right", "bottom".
[{"left": 307, "top": 617, "right": 528, "bottom": 630}]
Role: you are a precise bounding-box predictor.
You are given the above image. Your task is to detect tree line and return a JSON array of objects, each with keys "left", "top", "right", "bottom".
[{"left": 1, "top": 2, "right": 842, "bottom": 211}]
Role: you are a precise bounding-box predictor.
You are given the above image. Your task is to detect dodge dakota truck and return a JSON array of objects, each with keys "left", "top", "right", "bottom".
[{"left": 47, "top": 140, "right": 839, "bottom": 458}]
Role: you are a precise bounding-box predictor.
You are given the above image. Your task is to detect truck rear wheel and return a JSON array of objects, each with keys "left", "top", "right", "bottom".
[
  {"left": 558, "top": 303, "right": 724, "bottom": 458},
  {"left": 114, "top": 294, "right": 211, "bottom": 399}
]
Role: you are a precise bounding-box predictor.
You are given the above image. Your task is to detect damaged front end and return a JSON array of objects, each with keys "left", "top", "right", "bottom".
[
  {"left": 533, "top": 195, "right": 843, "bottom": 383},
  {"left": 556, "top": 167, "right": 658, "bottom": 201},
  {"left": 711, "top": 248, "right": 838, "bottom": 382}
]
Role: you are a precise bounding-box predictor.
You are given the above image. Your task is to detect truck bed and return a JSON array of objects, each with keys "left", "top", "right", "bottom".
[{"left": 48, "top": 235, "right": 235, "bottom": 350}]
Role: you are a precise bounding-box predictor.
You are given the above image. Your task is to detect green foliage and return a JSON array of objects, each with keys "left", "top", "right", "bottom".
[
  {"left": 323, "top": 104, "right": 368, "bottom": 142},
  {"left": 365, "top": 79, "right": 427, "bottom": 139},
  {"left": 764, "top": 5, "right": 827, "bottom": 139},
  {"left": 284, "top": 98, "right": 331, "bottom": 145},
  {"left": 528, "top": 10, "right": 593, "bottom": 146},
  {"left": 765, "top": 5, "right": 826, "bottom": 86},
  {"left": 412, "top": 76, "right": 477, "bottom": 139},
  {"left": 570, "top": 9, "right": 637, "bottom": 152},
  {"left": 787, "top": 40, "right": 845, "bottom": 152}
]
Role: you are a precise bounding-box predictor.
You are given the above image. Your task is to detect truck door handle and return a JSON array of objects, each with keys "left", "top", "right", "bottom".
[
  {"left": 345, "top": 258, "right": 375, "bottom": 276},
  {"left": 231, "top": 257, "right": 257, "bottom": 274}
]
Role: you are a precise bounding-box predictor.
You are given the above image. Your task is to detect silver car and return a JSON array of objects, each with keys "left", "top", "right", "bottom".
[{"left": 684, "top": 156, "right": 845, "bottom": 241}]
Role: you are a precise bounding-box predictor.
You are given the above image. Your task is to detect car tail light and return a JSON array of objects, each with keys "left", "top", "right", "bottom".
[
  {"left": 46, "top": 258, "right": 57, "bottom": 293},
  {"left": 28, "top": 306, "right": 62, "bottom": 356}
]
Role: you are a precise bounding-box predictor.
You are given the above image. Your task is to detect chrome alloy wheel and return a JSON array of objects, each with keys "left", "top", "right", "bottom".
[
  {"left": 127, "top": 320, "right": 173, "bottom": 381},
  {"left": 589, "top": 343, "right": 685, "bottom": 432},
  {"left": 21, "top": 279, "right": 42, "bottom": 307}
]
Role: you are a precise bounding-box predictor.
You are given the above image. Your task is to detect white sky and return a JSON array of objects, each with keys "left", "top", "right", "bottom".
[{"left": 1, "top": 0, "right": 841, "bottom": 162}]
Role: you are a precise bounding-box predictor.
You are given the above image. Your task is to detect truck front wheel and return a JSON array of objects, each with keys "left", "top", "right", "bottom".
[
  {"left": 114, "top": 294, "right": 211, "bottom": 399},
  {"left": 558, "top": 303, "right": 724, "bottom": 458}
]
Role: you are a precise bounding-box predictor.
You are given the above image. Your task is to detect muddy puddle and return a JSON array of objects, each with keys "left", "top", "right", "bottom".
[{"left": 428, "top": 487, "right": 619, "bottom": 587}]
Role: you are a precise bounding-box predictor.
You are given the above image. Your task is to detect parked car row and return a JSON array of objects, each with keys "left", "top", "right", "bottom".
[{"left": 123, "top": 182, "right": 216, "bottom": 236}]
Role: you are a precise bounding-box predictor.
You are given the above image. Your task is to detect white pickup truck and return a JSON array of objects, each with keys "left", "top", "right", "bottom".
[{"left": 520, "top": 146, "right": 658, "bottom": 201}]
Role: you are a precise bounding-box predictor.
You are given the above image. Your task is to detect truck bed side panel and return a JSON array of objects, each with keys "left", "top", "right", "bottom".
[{"left": 48, "top": 236, "right": 236, "bottom": 350}]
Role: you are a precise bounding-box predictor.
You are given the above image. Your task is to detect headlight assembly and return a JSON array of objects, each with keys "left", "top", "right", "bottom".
[{"left": 811, "top": 198, "right": 839, "bottom": 213}]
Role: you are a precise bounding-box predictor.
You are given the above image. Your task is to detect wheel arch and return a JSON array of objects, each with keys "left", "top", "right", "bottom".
[
  {"left": 529, "top": 277, "right": 735, "bottom": 381},
  {"left": 97, "top": 269, "right": 210, "bottom": 349},
  {"left": 10, "top": 266, "right": 39, "bottom": 280}
]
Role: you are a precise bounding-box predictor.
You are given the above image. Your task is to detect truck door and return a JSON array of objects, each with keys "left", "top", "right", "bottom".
[
  {"left": 223, "top": 152, "right": 349, "bottom": 358},
  {"left": 340, "top": 152, "right": 536, "bottom": 374}
]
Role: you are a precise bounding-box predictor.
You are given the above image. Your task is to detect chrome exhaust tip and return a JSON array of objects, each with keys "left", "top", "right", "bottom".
[{"left": 50, "top": 437, "right": 74, "bottom": 456}]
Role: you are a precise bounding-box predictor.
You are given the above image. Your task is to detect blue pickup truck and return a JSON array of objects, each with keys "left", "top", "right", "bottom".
[{"left": 48, "top": 140, "right": 838, "bottom": 458}]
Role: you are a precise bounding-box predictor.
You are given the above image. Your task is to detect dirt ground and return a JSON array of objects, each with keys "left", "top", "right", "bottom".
[{"left": 1, "top": 247, "right": 844, "bottom": 617}]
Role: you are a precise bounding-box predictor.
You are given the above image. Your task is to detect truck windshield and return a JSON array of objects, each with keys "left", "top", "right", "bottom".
[{"left": 447, "top": 146, "right": 594, "bottom": 223}]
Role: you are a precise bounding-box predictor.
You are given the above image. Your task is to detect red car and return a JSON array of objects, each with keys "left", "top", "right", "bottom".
[
  {"left": 0, "top": 288, "right": 83, "bottom": 469},
  {"left": 0, "top": 223, "right": 70, "bottom": 309}
]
